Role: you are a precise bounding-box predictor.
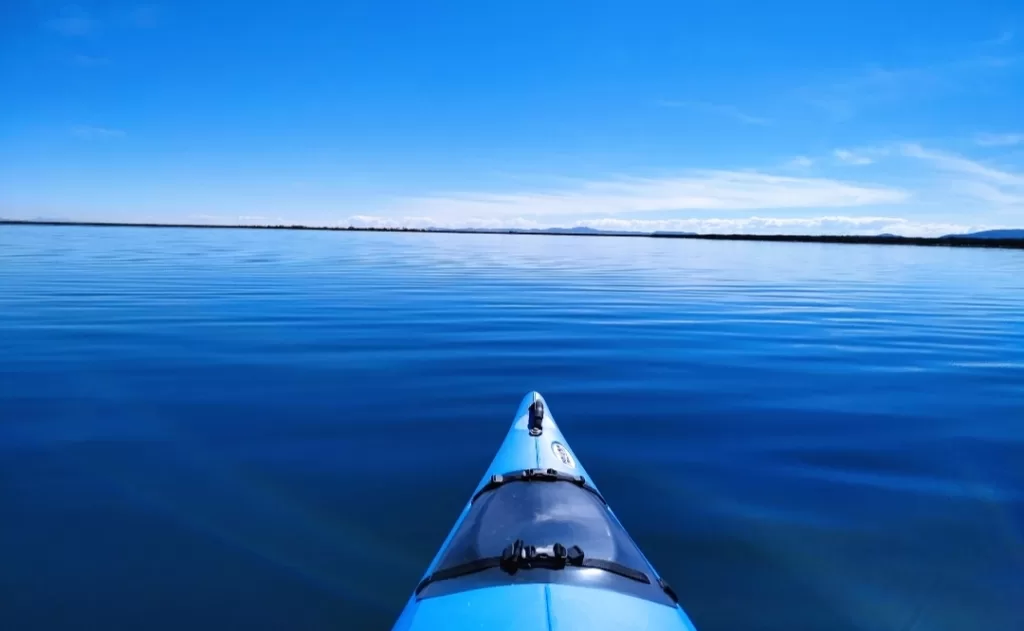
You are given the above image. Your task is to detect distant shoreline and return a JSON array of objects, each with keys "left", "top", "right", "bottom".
[{"left": 3, "top": 219, "right": 1024, "bottom": 250}]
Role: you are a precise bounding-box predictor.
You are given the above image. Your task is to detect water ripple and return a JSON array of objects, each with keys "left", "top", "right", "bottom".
[{"left": 1, "top": 225, "right": 1023, "bottom": 631}]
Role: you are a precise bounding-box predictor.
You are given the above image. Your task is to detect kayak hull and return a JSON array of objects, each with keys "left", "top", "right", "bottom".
[{"left": 392, "top": 392, "right": 697, "bottom": 631}]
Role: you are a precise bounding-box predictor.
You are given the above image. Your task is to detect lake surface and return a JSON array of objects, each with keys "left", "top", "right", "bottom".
[{"left": 1, "top": 225, "right": 1022, "bottom": 631}]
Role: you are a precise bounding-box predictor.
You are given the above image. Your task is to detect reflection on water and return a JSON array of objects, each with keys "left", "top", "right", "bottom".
[{"left": 1, "top": 226, "right": 1022, "bottom": 630}]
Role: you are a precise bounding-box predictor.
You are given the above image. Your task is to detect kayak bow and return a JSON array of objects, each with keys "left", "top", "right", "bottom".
[{"left": 391, "top": 392, "right": 698, "bottom": 631}]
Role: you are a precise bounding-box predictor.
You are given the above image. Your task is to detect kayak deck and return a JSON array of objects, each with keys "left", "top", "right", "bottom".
[{"left": 392, "top": 392, "right": 697, "bottom": 631}]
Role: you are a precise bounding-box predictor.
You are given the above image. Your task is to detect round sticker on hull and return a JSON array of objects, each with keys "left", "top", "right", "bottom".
[{"left": 551, "top": 442, "right": 576, "bottom": 468}]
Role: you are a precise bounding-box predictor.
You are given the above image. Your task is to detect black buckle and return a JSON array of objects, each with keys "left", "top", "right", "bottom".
[
  {"left": 529, "top": 543, "right": 567, "bottom": 569},
  {"left": 528, "top": 400, "right": 544, "bottom": 436},
  {"left": 500, "top": 539, "right": 524, "bottom": 574},
  {"left": 417, "top": 541, "right": 653, "bottom": 597},
  {"left": 500, "top": 540, "right": 577, "bottom": 573},
  {"left": 523, "top": 468, "right": 559, "bottom": 481},
  {"left": 472, "top": 469, "right": 604, "bottom": 505},
  {"left": 566, "top": 545, "right": 585, "bottom": 566}
]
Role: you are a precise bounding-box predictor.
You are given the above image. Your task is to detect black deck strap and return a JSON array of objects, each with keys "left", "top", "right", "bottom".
[
  {"left": 581, "top": 558, "right": 651, "bottom": 584},
  {"left": 658, "top": 577, "right": 680, "bottom": 603},
  {"left": 471, "top": 468, "right": 605, "bottom": 504},
  {"left": 415, "top": 557, "right": 502, "bottom": 594},
  {"left": 415, "top": 540, "right": 651, "bottom": 595}
]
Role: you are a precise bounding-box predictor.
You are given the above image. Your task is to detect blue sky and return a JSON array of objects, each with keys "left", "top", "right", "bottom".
[{"left": 1, "top": 0, "right": 1022, "bottom": 235}]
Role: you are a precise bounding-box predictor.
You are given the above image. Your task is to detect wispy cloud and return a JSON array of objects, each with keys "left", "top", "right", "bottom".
[
  {"left": 46, "top": 5, "right": 162, "bottom": 41},
  {"left": 71, "top": 125, "right": 126, "bottom": 139},
  {"left": 804, "top": 66, "right": 937, "bottom": 120},
  {"left": 388, "top": 171, "right": 906, "bottom": 222},
  {"left": 71, "top": 53, "right": 109, "bottom": 67},
  {"left": 975, "top": 132, "right": 1024, "bottom": 147},
  {"left": 365, "top": 142, "right": 1024, "bottom": 235},
  {"left": 656, "top": 100, "right": 771, "bottom": 126},
  {"left": 901, "top": 143, "right": 1022, "bottom": 185},
  {"left": 984, "top": 30, "right": 1015, "bottom": 46},
  {"left": 45, "top": 7, "right": 98, "bottom": 36},
  {"left": 803, "top": 53, "right": 1021, "bottom": 120},
  {"left": 125, "top": 5, "right": 163, "bottom": 28},
  {"left": 833, "top": 149, "right": 874, "bottom": 166},
  {"left": 900, "top": 143, "right": 1024, "bottom": 210}
]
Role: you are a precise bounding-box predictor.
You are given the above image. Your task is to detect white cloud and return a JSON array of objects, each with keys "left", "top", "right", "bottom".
[
  {"left": 237, "top": 215, "right": 286, "bottom": 224},
  {"left": 342, "top": 215, "right": 456, "bottom": 229},
  {"left": 975, "top": 132, "right": 1024, "bottom": 147},
  {"left": 579, "top": 216, "right": 976, "bottom": 237},
  {"left": 656, "top": 100, "right": 770, "bottom": 126},
  {"left": 71, "top": 125, "right": 126, "bottom": 139},
  {"left": 833, "top": 149, "right": 874, "bottom": 165},
  {"left": 189, "top": 214, "right": 226, "bottom": 223},
  {"left": 389, "top": 171, "right": 907, "bottom": 221},
  {"left": 786, "top": 156, "right": 814, "bottom": 168}
]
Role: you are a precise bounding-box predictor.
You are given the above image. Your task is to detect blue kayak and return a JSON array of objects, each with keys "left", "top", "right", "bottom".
[{"left": 392, "top": 392, "right": 698, "bottom": 630}]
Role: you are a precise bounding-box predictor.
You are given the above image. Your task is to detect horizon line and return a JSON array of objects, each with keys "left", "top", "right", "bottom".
[{"left": 2, "top": 219, "right": 1023, "bottom": 250}]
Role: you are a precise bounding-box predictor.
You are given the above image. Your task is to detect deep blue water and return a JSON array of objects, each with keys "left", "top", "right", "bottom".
[{"left": 1, "top": 225, "right": 1022, "bottom": 630}]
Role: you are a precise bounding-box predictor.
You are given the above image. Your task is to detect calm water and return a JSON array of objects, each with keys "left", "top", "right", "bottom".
[{"left": 1, "top": 225, "right": 1022, "bottom": 630}]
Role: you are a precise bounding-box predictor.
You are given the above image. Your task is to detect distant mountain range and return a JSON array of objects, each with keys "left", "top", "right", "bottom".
[
  {"left": 945, "top": 229, "right": 1024, "bottom": 240},
  {"left": 516, "top": 227, "right": 1024, "bottom": 240},
  {"left": 460, "top": 227, "right": 1024, "bottom": 239},
  {"left": 442, "top": 225, "right": 1024, "bottom": 240}
]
